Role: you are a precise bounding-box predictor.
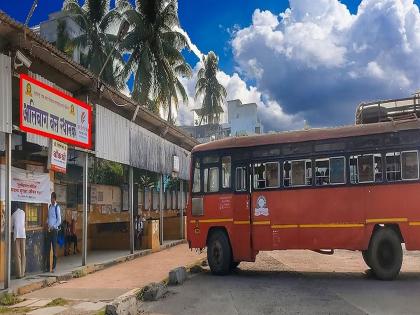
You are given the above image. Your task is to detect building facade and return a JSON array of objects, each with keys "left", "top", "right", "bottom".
[{"left": 181, "top": 99, "right": 263, "bottom": 143}]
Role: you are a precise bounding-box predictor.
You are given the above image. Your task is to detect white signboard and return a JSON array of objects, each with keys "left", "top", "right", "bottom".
[
  {"left": 48, "top": 139, "right": 68, "bottom": 174},
  {"left": 20, "top": 74, "right": 92, "bottom": 148},
  {"left": 0, "top": 165, "right": 52, "bottom": 203}
]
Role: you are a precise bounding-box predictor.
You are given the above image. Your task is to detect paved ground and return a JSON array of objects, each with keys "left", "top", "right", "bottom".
[
  {"left": 139, "top": 249, "right": 420, "bottom": 315},
  {"left": 24, "top": 244, "right": 205, "bottom": 301},
  {"left": 0, "top": 244, "right": 204, "bottom": 315}
]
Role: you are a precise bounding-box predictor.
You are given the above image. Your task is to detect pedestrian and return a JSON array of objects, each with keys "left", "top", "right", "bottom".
[
  {"left": 11, "top": 201, "right": 26, "bottom": 279},
  {"left": 46, "top": 192, "right": 61, "bottom": 272},
  {"left": 134, "top": 214, "right": 145, "bottom": 249},
  {"left": 64, "top": 211, "right": 79, "bottom": 255}
]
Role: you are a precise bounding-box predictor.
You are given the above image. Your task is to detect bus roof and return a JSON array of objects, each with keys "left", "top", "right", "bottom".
[{"left": 192, "top": 119, "right": 420, "bottom": 153}]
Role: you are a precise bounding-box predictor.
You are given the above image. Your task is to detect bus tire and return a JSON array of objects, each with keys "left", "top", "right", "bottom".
[
  {"left": 367, "top": 227, "right": 402, "bottom": 280},
  {"left": 207, "top": 230, "right": 232, "bottom": 275},
  {"left": 362, "top": 250, "right": 371, "bottom": 268},
  {"left": 230, "top": 261, "right": 240, "bottom": 270}
]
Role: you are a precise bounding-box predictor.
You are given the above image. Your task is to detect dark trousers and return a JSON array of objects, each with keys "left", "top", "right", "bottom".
[{"left": 46, "top": 229, "right": 58, "bottom": 271}]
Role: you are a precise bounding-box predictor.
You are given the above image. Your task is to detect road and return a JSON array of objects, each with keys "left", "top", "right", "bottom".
[{"left": 139, "top": 249, "right": 420, "bottom": 315}]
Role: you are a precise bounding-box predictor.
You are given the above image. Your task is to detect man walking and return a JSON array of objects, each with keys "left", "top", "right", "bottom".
[
  {"left": 11, "top": 202, "right": 26, "bottom": 278},
  {"left": 46, "top": 192, "right": 61, "bottom": 272}
]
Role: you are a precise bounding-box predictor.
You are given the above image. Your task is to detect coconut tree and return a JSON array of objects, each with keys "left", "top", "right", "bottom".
[
  {"left": 195, "top": 51, "right": 227, "bottom": 125},
  {"left": 56, "top": 20, "right": 74, "bottom": 57},
  {"left": 119, "top": 0, "right": 192, "bottom": 120},
  {"left": 62, "top": 0, "right": 124, "bottom": 87}
]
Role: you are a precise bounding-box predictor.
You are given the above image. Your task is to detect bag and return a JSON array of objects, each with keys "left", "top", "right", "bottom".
[{"left": 53, "top": 204, "right": 61, "bottom": 231}]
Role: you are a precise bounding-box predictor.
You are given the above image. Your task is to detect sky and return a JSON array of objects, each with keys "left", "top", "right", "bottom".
[{"left": 3, "top": 0, "right": 420, "bottom": 131}]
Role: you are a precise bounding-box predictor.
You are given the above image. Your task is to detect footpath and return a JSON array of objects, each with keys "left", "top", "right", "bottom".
[{"left": 0, "top": 243, "right": 206, "bottom": 315}]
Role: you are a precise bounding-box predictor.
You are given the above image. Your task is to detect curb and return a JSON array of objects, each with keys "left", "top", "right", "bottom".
[
  {"left": 104, "top": 257, "right": 207, "bottom": 315},
  {"left": 8, "top": 240, "right": 185, "bottom": 296}
]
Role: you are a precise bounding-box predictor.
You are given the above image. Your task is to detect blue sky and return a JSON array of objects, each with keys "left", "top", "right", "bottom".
[{"left": 3, "top": 1, "right": 420, "bottom": 131}]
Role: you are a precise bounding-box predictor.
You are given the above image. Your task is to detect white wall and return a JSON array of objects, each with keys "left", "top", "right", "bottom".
[{"left": 228, "top": 100, "right": 262, "bottom": 136}]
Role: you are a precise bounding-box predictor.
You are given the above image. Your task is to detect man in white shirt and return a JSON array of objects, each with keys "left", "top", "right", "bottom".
[{"left": 11, "top": 201, "right": 26, "bottom": 278}]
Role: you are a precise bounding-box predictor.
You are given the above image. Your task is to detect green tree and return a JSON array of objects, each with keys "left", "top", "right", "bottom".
[
  {"left": 195, "top": 51, "right": 227, "bottom": 125},
  {"left": 120, "top": 0, "right": 192, "bottom": 121},
  {"left": 62, "top": 0, "right": 124, "bottom": 87},
  {"left": 56, "top": 19, "right": 74, "bottom": 57}
]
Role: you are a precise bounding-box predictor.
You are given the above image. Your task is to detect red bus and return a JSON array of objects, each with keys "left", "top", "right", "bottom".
[{"left": 187, "top": 119, "right": 420, "bottom": 280}]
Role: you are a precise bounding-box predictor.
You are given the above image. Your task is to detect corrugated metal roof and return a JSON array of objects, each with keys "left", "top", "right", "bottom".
[
  {"left": 193, "top": 119, "right": 420, "bottom": 153},
  {"left": 95, "top": 105, "right": 130, "bottom": 165},
  {"left": 0, "top": 54, "right": 12, "bottom": 134}
]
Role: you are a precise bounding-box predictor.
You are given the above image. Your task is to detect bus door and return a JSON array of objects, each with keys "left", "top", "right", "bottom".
[{"left": 231, "top": 163, "right": 254, "bottom": 261}]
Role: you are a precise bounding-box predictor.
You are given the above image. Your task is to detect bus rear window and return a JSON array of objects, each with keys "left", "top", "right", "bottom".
[
  {"left": 204, "top": 167, "right": 219, "bottom": 192},
  {"left": 192, "top": 160, "right": 201, "bottom": 193},
  {"left": 222, "top": 156, "right": 231, "bottom": 188}
]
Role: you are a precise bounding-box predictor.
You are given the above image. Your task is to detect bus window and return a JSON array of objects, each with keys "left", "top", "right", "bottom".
[
  {"left": 350, "top": 154, "right": 375, "bottom": 183},
  {"left": 330, "top": 157, "right": 346, "bottom": 184},
  {"left": 192, "top": 160, "right": 201, "bottom": 193},
  {"left": 203, "top": 156, "right": 219, "bottom": 164},
  {"left": 266, "top": 162, "right": 280, "bottom": 187},
  {"left": 222, "top": 156, "right": 231, "bottom": 188},
  {"left": 283, "top": 161, "right": 291, "bottom": 187},
  {"left": 315, "top": 159, "right": 330, "bottom": 185},
  {"left": 254, "top": 163, "right": 266, "bottom": 189},
  {"left": 291, "top": 160, "right": 306, "bottom": 186},
  {"left": 386, "top": 152, "right": 401, "bottom": 182},
  {"left": 253, "top": 162, "right": 280, "bottom": 189},
  {"left": 236, "top": 167, "right": 247, "bottom": 191},
  {"left": 284, "top": 159, "right": 311, "bottom": 187},
  {"left": 401, "top": 151, "right": 419, "bottom": 180},
  {"left": 374, "top": 154, "right": 383, "bottom": 182},
  {"left": 204, "top": 167, "right": 219, "bottom": 192}
]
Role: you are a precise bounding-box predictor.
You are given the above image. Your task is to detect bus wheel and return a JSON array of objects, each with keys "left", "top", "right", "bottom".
[
  {"left": 367, "top": 227, "right": 402, "bottom": 280},
  {"left": 230, "top": 261, "right": 240, "bottom": 270},
  {"left": 207, "top": 230, "right": 232, "bottom": 275},
  {"left": 362, "top": 250, "right": 371, "bottom": 268}
]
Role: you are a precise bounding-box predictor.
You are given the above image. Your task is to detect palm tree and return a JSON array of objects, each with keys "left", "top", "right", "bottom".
[
  {"left": 56, "top": 19, "right": 74, "bottom": 57},
  {"left": 195, "top": 51, "right": 227, "bottom": 125},
  {"left": 120, "top": 0, "right": 192, "bottom": 121},
  {"left": 62, "top": 0, "right": 124, "bottom": 87}
]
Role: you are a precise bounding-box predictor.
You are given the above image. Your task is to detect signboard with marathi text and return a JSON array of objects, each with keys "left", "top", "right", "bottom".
[
  {"left": 48, "top": 139, "right": 68, "bottom": 174},
  {"left": 0, "top": 165, "right": 52, "bottom": 203},
  {"left": 20, "top": 74, "right": 92, "bottom": 149}
]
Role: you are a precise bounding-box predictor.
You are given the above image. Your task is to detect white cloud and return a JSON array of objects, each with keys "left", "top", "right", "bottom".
[
  {"left": 174, "top": 26, "right": 204, "bottom": 61},
  {"left": 231, "top": 0, "right": 420, "bottom": 126}
]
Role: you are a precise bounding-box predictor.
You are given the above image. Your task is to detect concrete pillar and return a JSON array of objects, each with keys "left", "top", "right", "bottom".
[
  {"left": 180, "top": 180, "right": 184, "bottom": 240},
  {"left": 129, "top": 166, "right": 134, "bottom": 254},
  {"left": 159, "top": 174, "right": 163, "bottom": 245},
  {"left": 4, "top": 133, "right": 11, "bottom": 288},
  {"left": 82, "top": 152, "right": 88, "bottom": 266}
]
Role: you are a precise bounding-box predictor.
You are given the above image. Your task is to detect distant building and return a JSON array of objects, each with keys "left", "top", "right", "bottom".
[
  {"left": 227, "top": 99, "right": 263, "bottom": 136},
  {"left": 180, "top": 99, "right": 263, "bottom": 143},
  {"left": 33, "top": 11, "right": 82, "bottom": 63}
]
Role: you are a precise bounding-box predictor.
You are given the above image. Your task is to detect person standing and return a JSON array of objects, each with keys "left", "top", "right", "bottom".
[
  {"left": 11, "top": 202, "right": 26, "bottom": 279},
  {"left": 46, "top": 192, "right": 61, "bottom": 272}
]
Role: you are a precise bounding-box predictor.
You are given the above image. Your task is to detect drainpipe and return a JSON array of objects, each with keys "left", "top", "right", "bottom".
[
  {"left": 82, "top": 152, "right": 88, "bottom": 266},
  {"left": 129, "top": 166, "right": 134, "bottom": 254},
  {"left": 180, "top": 180, "right": 184, "bottom": 240},
  {"left": 4, "top": 133, "right": 11, "bottom": 288},
  {"left": 159, "top": 174, "right": 163, "bottom": 245}
]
